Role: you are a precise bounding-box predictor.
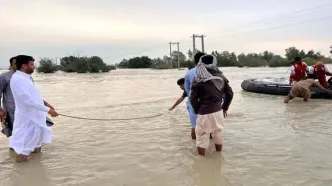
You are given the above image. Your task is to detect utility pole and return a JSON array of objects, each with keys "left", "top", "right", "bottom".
[
  {"left": 176, "top": 42, "right": 180, "bottom": 69},
  {"left": 169, "top": 42, "right": 172, "bottom": 69},
  {"left": 169, "top": 42, "right": 180, "bottom": 69},
  {"left": 191, "top": 34, "right": 206, "bottom": 59}
]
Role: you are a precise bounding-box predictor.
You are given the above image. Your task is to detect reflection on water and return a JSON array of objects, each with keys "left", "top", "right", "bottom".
[{"left": 1, "top": 66, "right": 332, "bottom": 186}]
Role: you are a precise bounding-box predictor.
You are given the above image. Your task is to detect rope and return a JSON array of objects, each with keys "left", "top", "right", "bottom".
[{"left": 58, "top": 113, "right": 163, "bottom": 121}]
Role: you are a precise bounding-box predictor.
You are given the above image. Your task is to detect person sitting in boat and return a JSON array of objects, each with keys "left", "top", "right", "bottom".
[
  {"left": 169, "top": 78, "right": 187, "bottom": 111},
  {"left": 289, "top": 57, "right": 309, "bottom": 85},
  {"left": 284, "top": 79, "right": 331, "bottom": 103},
  {"left": 307, "top": 61, "right": 332, "bottom": 88}
]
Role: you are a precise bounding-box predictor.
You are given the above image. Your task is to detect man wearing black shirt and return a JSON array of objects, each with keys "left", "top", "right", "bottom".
[{"left": 169, "top": 78, "right": 187, "bottom": 111}]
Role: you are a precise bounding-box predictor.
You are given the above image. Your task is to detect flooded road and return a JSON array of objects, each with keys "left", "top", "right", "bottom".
[{"left": 1, "top": 66, "right": 332, "bottom": 186}]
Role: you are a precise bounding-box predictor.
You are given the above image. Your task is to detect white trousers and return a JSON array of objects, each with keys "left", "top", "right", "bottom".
[
  {"left": 10, "top": 121, "right": 52, "bottom": 156},
  {"left": 195, "top": 110, "right": 224, "bottom": 149}
]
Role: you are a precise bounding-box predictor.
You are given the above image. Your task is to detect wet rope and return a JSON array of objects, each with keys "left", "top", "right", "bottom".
[{"left": 58, "top": 113, "right": 163, "bottom": 121}]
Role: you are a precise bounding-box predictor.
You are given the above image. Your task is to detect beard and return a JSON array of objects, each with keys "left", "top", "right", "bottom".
[{"left": 26, "top": 67, "right": 34, "bottom": 74}]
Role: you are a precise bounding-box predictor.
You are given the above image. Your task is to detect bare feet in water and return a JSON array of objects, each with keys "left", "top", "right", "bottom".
[
  {"left": 215, "top": 144, "right": 222, "bottom": 152},
  {"left": 15, "top": 154, "right": 28, "bottom": 163}
]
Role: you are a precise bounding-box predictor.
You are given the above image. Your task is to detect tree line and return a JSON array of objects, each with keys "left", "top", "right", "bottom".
[
  {"left": 37, "top": 45, "right": 332, "bottom": 73},
  {"left": 116, "top": 46, "right": 332, "bottom": 69},
  {"left": 37, "top": 55, "right": 116, "bottom": 73}
]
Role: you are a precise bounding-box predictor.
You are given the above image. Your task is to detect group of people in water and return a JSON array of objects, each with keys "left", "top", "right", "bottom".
[
  {"left": 169, "top": 52, "right": 234, "bottom": 156},
  {"left": 169, "top": 55, "right": 332, "bottom": 156},
  {"left": 0, "top": 55, "right": 59, "bottom": 163},
  {"left": 284, "top": 57, "right": 332, "bottom": 103},
  {"left": 1, "top": 53, "right": 332, "bottom": 162}
]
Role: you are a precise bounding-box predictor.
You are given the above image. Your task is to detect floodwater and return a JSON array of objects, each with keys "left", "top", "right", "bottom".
[{"left": 1, "top": 66, "right": 332, "bottom": 186}]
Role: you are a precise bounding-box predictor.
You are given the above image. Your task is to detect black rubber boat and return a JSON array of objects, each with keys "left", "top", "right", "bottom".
[{"left": 241, "top": 77, "right": 332, "bottom": 99}]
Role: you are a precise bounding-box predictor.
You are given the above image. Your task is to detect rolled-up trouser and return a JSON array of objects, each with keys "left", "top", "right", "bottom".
[
  {"left": 186, "top": 100, "right": 197, "bottom": 128},
  {"left": 195, "top": 110, "right": 224, "bottom": 149}
]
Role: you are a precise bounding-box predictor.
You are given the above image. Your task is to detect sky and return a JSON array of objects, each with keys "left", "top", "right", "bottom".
[{"left": 0, "top": 0, "right": 331, "bottom": 67}]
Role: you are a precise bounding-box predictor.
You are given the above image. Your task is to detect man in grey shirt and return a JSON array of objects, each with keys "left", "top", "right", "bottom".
[{"left": 0, "top": 57, "right": 17, "bottom": 137}]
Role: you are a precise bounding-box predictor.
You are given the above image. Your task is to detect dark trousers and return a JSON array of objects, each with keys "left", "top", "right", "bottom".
[{"left": 5, "top": 110, "right": 14, "bottom": 137}]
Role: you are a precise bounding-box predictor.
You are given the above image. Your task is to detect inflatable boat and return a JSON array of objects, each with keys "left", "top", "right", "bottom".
[{"left": 241, "top": 77, "right": 332, "bottom": 99}]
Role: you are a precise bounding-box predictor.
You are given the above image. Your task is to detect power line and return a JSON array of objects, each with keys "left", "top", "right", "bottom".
[
  {"left": 213, "top": 16, "right": 332, "bottom": 39},
  {"left": 222, "top": 4, "right": 332, "bottom": 31},
  {"left": 100, "top": 7, "right": 332, "bottom": 61}
]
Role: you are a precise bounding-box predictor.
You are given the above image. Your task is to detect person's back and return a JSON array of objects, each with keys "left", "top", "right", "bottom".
[
  {"left": 191, "top": 74, "right": 233, "bottom": 115},
  {"left": 184, "top": 67, "right": 197, "bottom": 97},
  {"left": 184, "top": 52, "right": 206, "bottom": 139},
  {"left": 296, "top": 79, "right": 318, "bottom": 89},
  {"left": 284, "top": 79, "right": 329, "bottom": 103},
  {"left": 189, "top": 54, "right": 233, "bottom": 156}
]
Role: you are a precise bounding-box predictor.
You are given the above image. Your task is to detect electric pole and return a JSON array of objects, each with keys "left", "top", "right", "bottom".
[
  {"left": 169, "top": 42, "right": 172, "bottom": 69},
  {"left": 176, "top": 42, "right": 180, "bottom": 69},
  {"left": 169, "top": 42, "right": 180, "bottom": 69},
  {"left": 191, "top": 34, "right": 206, "bottom": 59}
]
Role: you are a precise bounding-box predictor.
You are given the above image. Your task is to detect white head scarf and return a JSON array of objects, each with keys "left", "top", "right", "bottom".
[{"left": 195, "top": 54, "right": 224, "bottom": 90}]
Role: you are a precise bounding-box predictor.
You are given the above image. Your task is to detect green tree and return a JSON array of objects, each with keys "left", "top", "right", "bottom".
[
  {"left": 299, "top": 50, "right": 306, "bottom": 58},
  {"left": 117, "top": 59, "right": 129, "bottom": 68},
  {"left": 59, "top": 55, "right": 113, "bottom": 73},
  {"left": 171, "top": 51, "right": 186, "bottom": 62},
  {"left": 151, "top": 57, "right": 169, "bottom": 69},
  {"left": 37, "top": 58, "right": 58, "bottom": 73},
  {"left": 239, "top": 56, "right": 267, "bottom": 67},
  {"left": 88, "top": 56, "right": 105, "bottom": 73},
  {"left": 74, "top": 57, "right": 90, "bottom": 73},
  {"left": 260, "top": 51, "right": 274, "bottom": 62},
  {"left": 212, "top": 50, "right": 238, "bottom": 66},
  {"left": 285, "top": 47, "right": 300, "bottom": 60},
  {"left": 306, "top": 50, "right": 325, "bottom": 59},
  {"left": 127, "top": 56, "right": 152, "bottom": 68},
  {"left": 303, "top": 57, "right": 316, "bottom": 66},
  {"left": 268, "top": 55, "right": 290, "bottom": 67},
  {"left": 171, "top": 51, "right": 186, "bottom": 68},
  {"left": 306, "top": 50, "right": 315, "bottom": 58},
  {"left": 60, "top": 56, "right": 79, "bottom": 72}
]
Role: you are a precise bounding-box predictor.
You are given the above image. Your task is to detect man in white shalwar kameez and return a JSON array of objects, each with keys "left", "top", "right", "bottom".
[{"left": 10, "top": 55, "right": 58, "bottom": 163}]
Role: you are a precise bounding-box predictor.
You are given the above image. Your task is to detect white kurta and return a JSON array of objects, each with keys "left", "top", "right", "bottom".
[{"left": 9, "top": 70, "right": 51, "bottom": 155}]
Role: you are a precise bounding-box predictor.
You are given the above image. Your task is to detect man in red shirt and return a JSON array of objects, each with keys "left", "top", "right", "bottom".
[
  {"left": 289, "top": 57, "right": 309, "bottom": 85},
  {"left": 308, "top": 61, "right": 332, "bottom": 88}
]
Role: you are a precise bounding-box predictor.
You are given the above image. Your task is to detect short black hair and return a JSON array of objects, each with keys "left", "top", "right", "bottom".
[
  {"left": 15, "top": 55, "right": 35, "bottom": 70},
  {"left": 294, "top": 57, "right": 302, "bottom": 61},
  {"left": 194, "top": 52, "right": 205, "bottom": 64},
  {"left": 9, "top": 56, "right": 16, "bottom": 65},
  {"left": 177, "top": 78, "right": 185, "bottom": 85},
  {"left": 201, "top": 55, "right": 214, "bottom": 65}
]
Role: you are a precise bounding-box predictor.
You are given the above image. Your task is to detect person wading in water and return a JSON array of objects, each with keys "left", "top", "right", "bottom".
[{"left": 190, "top": 54, "right": 233, "bottom": 156}]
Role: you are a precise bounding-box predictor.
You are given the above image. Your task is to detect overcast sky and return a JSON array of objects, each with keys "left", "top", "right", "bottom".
[{"left": 0, "top": 0, "right": 331, "bottom": 67}]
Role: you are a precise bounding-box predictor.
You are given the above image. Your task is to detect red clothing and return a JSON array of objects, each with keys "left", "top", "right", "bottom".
[
  {"left": 312, "top": 64, "right": 328, "bottom": 88},
  {"left": 289, "top": 62, "right": 308, "bottom": 82}
]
